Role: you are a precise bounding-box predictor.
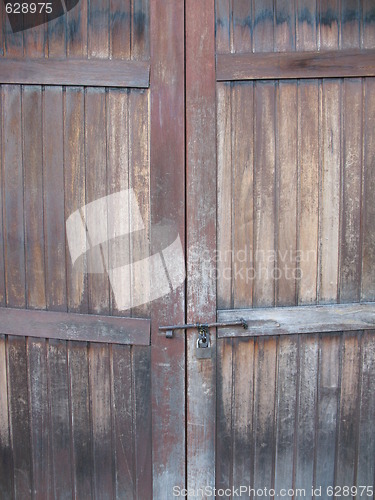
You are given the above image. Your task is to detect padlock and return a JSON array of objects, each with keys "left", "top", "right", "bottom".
[{"left": 195, "top": 326, "right": 212, "bottom": 359}]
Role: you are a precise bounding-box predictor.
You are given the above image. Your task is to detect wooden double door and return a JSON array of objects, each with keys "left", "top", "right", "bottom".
[{"left": 0, "top": 1, "right": 375, "bottom": 499}]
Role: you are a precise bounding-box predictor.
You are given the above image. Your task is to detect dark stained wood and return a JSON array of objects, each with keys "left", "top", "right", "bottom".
[
  {"left": 47, "top": 0, "right": 66, "bottom": 58},
  {"left": 89, "top": 343, "right": 114, "bottom": 499},
  {"left": 218, "top": 302, "right": 375, "bottom": 338},
  {"left": 64, "top": 87, "right": 88, "bottom": 314},
  {"left": 0, "top": 335, "right": 12, "bottom": 499},
  {"left": 47, "top": 339, "right": 73, "bottom": 497},
  {"left": 362, "top": 78, "right": 375, "bottom": 301},
  {"left": 2, "top": 85, "right": 25, "bottom": 309},
  {"left": 23, "top": 86, "right": 46, "bottom": 310},
  {"left": 28, "top": 338, "right": 51, "bottom": 498},
  {"left": 88, "top": 0, "right": 109, "bottom": 58},
  {"left": 341, "top": 0, "right": 361, "bottom": 49},
  {"left": 215, "top": 0, "right": 231, "bottom": 53},
  {"left": 0, "top": 306, "right": 150, "bottom": 345},
  {"left": 0, "top": 87, "right": 4, "bottom": 307},
  {"left": 43, "top": 86, "right": 67, "bottom": 312},
  {"left": 67, "top": 0, "right": 88, "bottom": 58},
  {"left": 131, "top": 0, "right": 150, "bottom": 60},
  {"left": 216, "top": 49, "right": 375, "bottom": 81},
  {"left": 0, "top": 59, "right": 150, "bottom": 87},
  {"left": 186, "top": 0, "right": 217, "bottom": 493},
  {"left": 68, "top": 341, "right": 93, "bottom": 498},
  {"left": 7, "top": 336, "right": 32, "bottom": 498},
  {"left": 150, "top": 0, "right": 185, "bottom": 497},
  {"left": 110, "top": 0, "right": 131, "bottom": 59}
]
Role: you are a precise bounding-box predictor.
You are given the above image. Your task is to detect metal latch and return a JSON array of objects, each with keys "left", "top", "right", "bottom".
[{"left": 159, "top": 318, "right": 248, "bottom": 339}]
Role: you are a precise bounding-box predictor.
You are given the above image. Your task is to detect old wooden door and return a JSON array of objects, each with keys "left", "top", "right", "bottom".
[{"left": 184, "top": 1, "right": 375, "bottom": 499}]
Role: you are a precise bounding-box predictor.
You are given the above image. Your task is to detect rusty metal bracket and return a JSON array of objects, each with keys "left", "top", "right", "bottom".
[{"left": 160, "top": 318, "right": 248, "bottom": 339}]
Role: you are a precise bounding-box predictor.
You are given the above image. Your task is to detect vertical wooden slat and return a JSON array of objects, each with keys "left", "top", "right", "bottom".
[
  {"left": 253, "top": 337, "right": 277, "bottom": 494},
  {"left": 64, "top": 87, "right": 88, "bottom": 314},
  {"left": 253, "top": 0, "right": 274, "bottom": 52},
  {"left": 298, "top": 80, "right": 319, "bottom": 304},
  {"left": 111, "top": 345, "right": 134, "bottom": 499},
  {"left": 357, "top": 331, "right": 375, "bottom": 491},
  {"left": 336, "top": 332, "right": 360, "bottom": 490},
  {"left": 3, "top": 85, "right": 25, "bottom": 308},
  {"left": 43, "top": 86, "right": 67, "bottom": 312},
  {"left": 48, "top": 339, "right": 73, "bottom": 498},
  {"left": 341, "top": 0, "right": 360, "bottom": 49},
  {"left": 361, "top": 78, "right": 375, "bottom": 301},
  {"left": 275, "top": 0, "right": 296, "bottom": 51},
  {"left": 276, "top": 81, "right": 297, "bottom": 307},
  {"left": 232, "top": 0, "right": 252, "bottom": 53},
  {"left": 24, "top": 13, "right": 46, "bottom": 58},
  {"left": 67, "top": 0, "right": 88, "bottom": 58},
  {"left": 85, "top": 87, "right": 109, "bottom": 315},
  {"left": 68, "top": 341, "right": 93, "bottom": 499},
  {"left": 28, "top": 338, "right": 50, "bottom": 499},
  {"left": 216, "top": 339, "right": 233, "bottom": 494},
  {"left": 23, "top": 86, "right": 46, "bottom": 310},
  {"left": 129, "top": 89, "right": 150, "bottom": 318},
  {"left": 7, "top": 336, "right": 32, "bottom": 499},
  {"left": 294, "top": 335, "right": 319, "bottom": 496},
  {"left": 217, "top": 82, "right": 232, "bottom": 309},
  {"left": 296, "top": 0, "right": 318, "bottom": 51},
  {"left": 88, "top": 0, "right": 110, "bottom": 58},
  {"left": 107, "top": 88, "right": 130, "bottom": 316},
  {"left": 133, "top": 346, "right": 152, "bottom": 499},
  {"left": 0, "top": 86, "right": 5, "bottom": 306},
  {"left": 253, "top": 81, "right": 276, "bottom": 307},
  {"left": 150, "top": 0, "right": 185, "bottom": 496},
  {"left": 340, "top": 79, "right": 362, "bottom": 303},
  {"left": 319, "top": 79, "right": 341, "bottom": 303},
  {"left": 315, "top": 335, "right": 341, "bottom": 495},
  {"left": 4, "top": 14, "right": 23, "bottom": 58},
  {"left": 0, "top": 335, "right": 12, "bottom": 498},
  {"left": 232, "top": 338, "right": 254, "bottom": 490},
  {"left": 319, "top": 0, "right": 340, "bottom": 50},
  {"left": 186, "top": 0, "right": 216, "bottom": 494},
  {"left": 362, "top": 0, "right": 375, "bottom": 49},
  {"left": 110, "top": 0, "right": 131, "bottom": 59},
  {"left": 131, "top": 0, "right": 150, "bottom": 60},
  {"left": 215, "top": 0, "right": 231, "bottom": 54},
  {"left": 232, "top": 82, "right": 253, "bottom": 309},
  {"left": 274, "top": 336, "right": 298, "bottom": 499},
  {"left": 89, "top": 344, "right": 114, "bottom": 499},
  {"left": 47, "top": 5, "right": 66, "bottom": 58}
]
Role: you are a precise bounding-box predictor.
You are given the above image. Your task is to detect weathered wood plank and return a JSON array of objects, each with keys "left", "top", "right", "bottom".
[
  {"left": 253, "top": 0, "right": 274, "bottom": 52},
  {"left": 319, "top": 79, "right": 341, "bottom": 303},
  {"left": 232, "top": 82, "right": 254, "bottom": 309},
  {"left": 217, "top": 302, "right": 375, "bottom": 338},
  {"left": 0, "top": 59, "right": 150, "bottom": 87},
  {"left": 0, "top": 87, "right": 5, "bottom": 306},
  {"left": 7, "top": 336, "right": 32, "bottom": 498},
  {"left": 340, "top": 78, "right": 362, "bottom": 303},
  {"left": 232, "top": 0, "right": 252, "bottom": 53},
  {"left": 0, "top": 335, "right": 12, "bottom": 498},
  {"left": 216, "top": 49, "right": 375, "bottom": 82},
  {"left": 88, "top": 0, "right": 109, "bottom": 58},
  {"left": 131, "top": 0, "right": 150, "bottom": 60},
  {"left": 362, "top": 0, "right": 375, "bottom": 49},
  {"left": 275, "top": 0, "right": 296, "bottom": 52},
  {"left": 362, "top": 78, "right": 375, "bottom": 301},
  {"left": 341, "top": 0, "right": 361, "bottom": 49},
  {"left": 28, "top": 338, "right": 51, "bottom": 498},
  {"left": 85, "top": 87, "right": 110, "bottom": 316},
  {"left": 89, "top": 343, "right": 114, "bottom": 499},
  {"left": 0, "top": 306, "right": 150, "bottom": 345},
  {"left": 23, "top": 86, "right": 46, "bottom": 310},
  {"left": 296, "top": 0, "right": 317, "bottom": 51},
  {"left": 150, "top": 0, "right": 185, "bottom": 495},
  {"left": 186, "top": 0, "right": 217, "bottom": 494},
  {"left": 217, "top": 82, "right": 232, "bottom": 309},
  {"left": 110, "top": 0, "right": 130, "bottom": 59},
  {"left": 67, "top": 0, "right": 88, "bottom": 58},
  {"left": 23, "top": 5, "right": 46, "bottom": 58},
  {"left": 276, "top": 81, "right": 297, "bottom": 306},
  {"left": 215, "top": 0, "right": 231, "bottom": 54},
  {"left": 298, "top": 80, "right": 319, "bottom": 304},
  {"left": 3, "top": 85, "right": 25, "bottom": 308},
  {"left": 47, "top": 0, "right": 66, "bottom": 58},
  {"left": 68, "top": 341, "right": 93, "bottom": 499},
  {"left": 111, "top": 344, "right": 134, "bottom": 498},
  {"left": 253, "top": 81, "right": 276, "bottom": 307},
  {"left": 48, "top": 339, "right": 73, "bottom": 497},
  {"left": 64, "top": 87, "right": 88, "bottom": 314},
  {"left": 43, "top": 86, "right": 67, "bottom": 312}
]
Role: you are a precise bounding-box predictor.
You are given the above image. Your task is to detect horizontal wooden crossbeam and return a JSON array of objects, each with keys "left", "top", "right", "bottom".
[
  {"left": 216, "top": 49, "right": 375, "bottom": 81},
  {"left": 0, "top": 58, "right": 150, "bottom": 88},
  {"left": 218, "top": 302, "right": 375, "bottom": 338},
  {"left": 0, "top": 306, "right": 150, "bottom": 345}
]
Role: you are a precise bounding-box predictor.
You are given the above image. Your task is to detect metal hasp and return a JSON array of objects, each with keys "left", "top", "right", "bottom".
[{"left": 159, "top": 318, "right": 248, "bottom": 339}]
